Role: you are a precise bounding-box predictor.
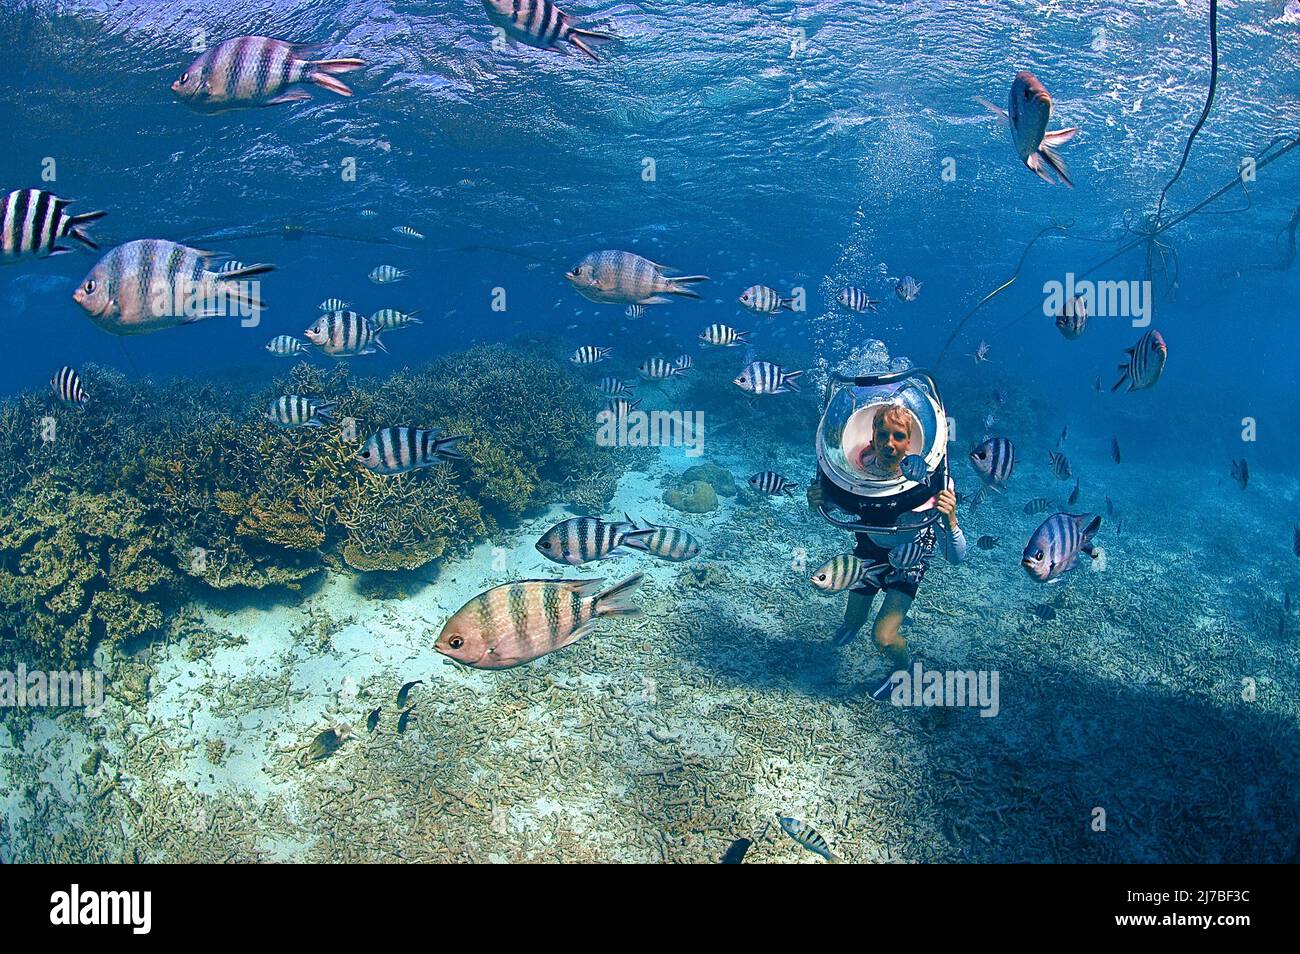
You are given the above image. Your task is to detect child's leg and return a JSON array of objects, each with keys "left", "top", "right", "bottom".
[
  {"left": 872, "top": 589, "right": 914, "bottom": 670},
  {"left": 833, "top": 588, "right": 876, "bottom": 645}
]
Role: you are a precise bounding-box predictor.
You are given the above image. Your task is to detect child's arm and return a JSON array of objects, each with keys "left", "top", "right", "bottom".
[{"left": 935, "top": 487, "right": 967, "bottom": 563}]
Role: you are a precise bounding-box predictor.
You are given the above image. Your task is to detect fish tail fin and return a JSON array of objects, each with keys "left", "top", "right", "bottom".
[
  {"left": 569, "top": 27, "right": 617, "bottom": 61},
  {"left": 619, "top": 528, "right": 657, "bottom": 551},
  {"left": 217, "top": 262, "right": 276, "bottom": 281},
  {"left": 433, "top": 434, "right": 467, "bottom": 460},
  {"left": 735, "top": 330, "right": 751, "bottom": 343},
  {"left": 408, "top": 310, "right": 423, "bottom": 323},
  {"left": 666, "top": 275, "right": 709, "bottom": 299},
  {"left": 66, "top": 209, "right": 106, "bottom": 249},
  {"left": 315, "top": 402, "right": 338, "bottom": 421},
  {"left": 1026, "top": 153, "right": 1057, "bottom": 185},
  {"left": 781, "top": 370, "right": 803, "bottom": 392},
  {"left": 1038, "top": 145, "right": 1074, "bottom": 188},
  {"left": 595, "top": 573, "right": 645, "bottom": 618},
  {"left": 308, "top": 59, "right": 365, "bottom": 97},
  {"left": 1042, "top": 126, "right": 1080, "bottom": 147}
]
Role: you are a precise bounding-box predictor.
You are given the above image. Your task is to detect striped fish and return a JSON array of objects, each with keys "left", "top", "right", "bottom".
[
  {"left": 1113, "top": 329, "right": 1167, "bottom": 392},
  {"left": 733, "top": 361, "right": 801, "bottom": 394},
  {"left": 699, "top": 323, "right": 748, "bottom": 347},
  {"left": 673, "top": 354, "right": 694, "bottom": 372},
  {"left": 572, "top": 345, "right": 611, "bottom": 364},
  {"left": 51, "top": 366, "right": 88, "bottom": 406},
  {"left": 305, "top": 311, "right": 387, "bottom": 356},
  {"left": 73, "top": 239, "right": 274, "bottom": 335},
  {"left": 1056, "top": 295, "right": 1087, "bottom": 339},
  {"left": 836, "top": 286, "right": 879, "bottom": 314},
  {"left": 1067, "top": 479, "right": 1081, "bottom": 505},
  {"left": 218, "top": 260, "right": 247, "bottom": 274},
  {"left": 748, "top": 471, "right": 797, "bottom": 496},
  {"left": 266, "top": 335, "right": 307, "bottom": 356},
  {"left": 969, "top": 436, "right": 1015, "bottom": 490},
  {"left": 393, "top": 226, "right": 424, "bottom": 239},
  {"left": 605, "top": 397, "right": 641, "bottom": 425},
  {"left": 900, "top": 454, "right": 928, "bottom": 482},
  {"left": 810, "top": 554, "right": 887, "bottom": 593},
  {"left": 1048, "top": 450, "right": 1072, "bottom": 480},
  {"left": 976, "top": 535, "right": 998, "bottom": 550},
  {"left": 369, "top": 264, "right": 408, "bottom": 284},
  {"left": 1022, "top": 512, "right": 1102, "bottom": 582},
  {"left": 370, "top": 308, "right": 422, "bottom": 330},
  {"left": 620, "top": 515, "right": 700, "bottom": 562},
  {"left": 777, "top": 816, "right": 842, "bottom": 863},
  {"left": 171, "top": 36, "right": 365, "bottom": 109},
  {"left": 267, "top": 394, "right": 337, "bottom": 428},
  {"left": 895, "top": 276, "right": 922, "bottom": 301},
  {"left": 435, "top": 574, "right": 644, "bottom": 669},
  {"left": 1, "top": 189, "right": 105, "bottom": 263},
  {"left": 535, "top": 516, "right": 653, "bottom": 566},
  {"left": 481, "top": 0, "right": 616, "bottom": 62},
  {"left": 1023, "top": 497, "right": 1053, "bottom": 515},
  {"left": 319, "top": 297, "right": 350, "bottom": 311},
  {"left": 738, "top": 284, "right": 792, "bottom": 314},
  {"left": 625, "top": 304, "right": 645, "bottom": 319},
  {"left": 360, "top": 210, "right": 378, "bottom": 218},
  {"left": 888, "top": 535, "right": 929, "bottom": 570},
  {"left": 566, "top": 250, "right": 708, "bottom": 305},
  {"left": 597, "top": 377, "right": 633, "bottom": 396},
  {"left": 358, "top": 426, "right": 467, "bottom": 475},
  {"left": 639, "top": 357, "right": 684, "bottom": 380}
]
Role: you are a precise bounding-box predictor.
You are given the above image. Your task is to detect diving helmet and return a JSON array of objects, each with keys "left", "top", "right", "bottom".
[{"left": 814, "top": 368, "right": 949, "bottom": 533}]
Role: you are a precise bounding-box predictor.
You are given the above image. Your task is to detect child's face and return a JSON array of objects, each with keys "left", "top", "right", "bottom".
[{"left": 873, "top": 411, "right": 913, "bottom": 472}]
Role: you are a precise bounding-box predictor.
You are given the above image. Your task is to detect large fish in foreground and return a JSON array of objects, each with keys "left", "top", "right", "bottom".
[
  {"left": 171, "top": 36, "right": 365, "bottom": 109},
  {"left": 1, "top": 189, "right": 105, "bottom": 263},
  {"left": 1022, "top": 512, "right": 1102, "bottom": 583},
  {"left": 73, "top": 240, "right": 273, "bottom": 335},
  {"left": 977, "top": 71, "right": 1079, "bottom": 187},
  {"left": 435, "top": 574, "right": 644, "bottom": 669},
  {"left": 566, "top": 251, "right": 708, "bottom": 306},
  {"left": 306, "top": 311, "right": 387, "bottom": 356},
  {"left": 1113, "top": 329, "right": 1167, "bottom": 392},
  {"left": 481, "top": 0, "right": 616, "bottom": 61}
]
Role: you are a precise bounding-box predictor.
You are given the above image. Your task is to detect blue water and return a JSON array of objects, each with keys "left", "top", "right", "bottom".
[{"left": 2, "top": 0, "right": 1300, "bottom": 863}]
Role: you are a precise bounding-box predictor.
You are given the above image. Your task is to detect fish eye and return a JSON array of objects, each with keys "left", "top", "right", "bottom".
[
  {"left": 180, "top": 72, "right": 189, "bottom": 83},
  {"left": 84, "top": 279, "right": 96, "bottom": 293},
  {"left": 1035, "top": 550, "right": 1044, "bottom": 560},
  {"left": 448, "top": 635, "right": 464, "bottom": 650}
]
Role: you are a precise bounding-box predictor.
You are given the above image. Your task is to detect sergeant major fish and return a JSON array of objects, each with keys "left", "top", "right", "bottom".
[
  {"left": 73, "top": 239, "right": 274, "bottom": 335},
  {"left": 1113, "top": 329, "right": 1167, "bottom": 392},
  {"left": 435, "top": 574, "right": 644, "bottom": 669},
  {"left": 1022, "top": 512, "right": 1102, "bottom": 583},
  {"left": 738, "top": 284, "right": 793, "bottom": 314},
  {"left": 1, "top": 189, "right": 105, "bottom": 263},
  {"left": 699, "top": 323, "right": 749, "bottom": 347},
  {"left": 370, "top": 308, "right": 422, "bottom": 330},
  {"left": 620, "top": 515, "right": 700, "bottom": 562},
  {"left": 267, "top": 394, "right": 337, "bottom": 428},
  {"left": 734, "top": 361, "right": 801, "bottom": 395},
  {"left": 480, "top": 0, "right": 617, "bottom": 62},
  {"left": 895, "top": 276, "right": 922, "bottom": 302},
  {"left": 810, "top": 554, "right": 888, "bottom": 593},
  {"left": 1056, "top": 295, "right": 1087, "bottom": 339},
  {"left": 172, "top": 36, "right": 365, "bottom": 109},
  {"left": 969, "top": 436, "right": 1015, "bottom": 490},
  {"left": 535, "top": 516, "right": 653, "bottom": 566},
  {"left": 369, "top": 265, "right": 408, "bottom": 284},
  {"left": 777, "top": 816, "right": 842, "bottom": 863},
  {"left": 266, "top": 335, "right": 308, "bottom": 356},
  {"left": 51, "top": 366, "right": 88, "bottom": 406},
  {"left": 748, "top": 471, "right": 797, "bottom": 496},
  {"left": 358, "top": 426, "right": 467, "bottom": 474},
  {"left": 305, "top": 311, "right": 387, "bottom": 356},
  {"left": 837, "top": 286, "right": 880, "bottom": 314}
]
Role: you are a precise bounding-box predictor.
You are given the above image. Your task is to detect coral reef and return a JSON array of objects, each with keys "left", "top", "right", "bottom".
[
  {"left": 681, "top": 462, "right": 737, "bottom": 497},
  {"left": 664, "top": 479, "right": 719, "bottom": 514},
  {"left": 0, "top": 344, "right": 625, "bottom": 665}
]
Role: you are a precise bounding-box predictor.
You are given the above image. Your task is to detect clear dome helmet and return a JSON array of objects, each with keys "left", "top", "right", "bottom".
[{"left": 815, "top": 368, "right": 950, "bottom": 533}]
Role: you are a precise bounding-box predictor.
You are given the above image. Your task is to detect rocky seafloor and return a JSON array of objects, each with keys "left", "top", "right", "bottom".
[{"left": 3, "top": 421, "right": 1298, "bottom": 863}]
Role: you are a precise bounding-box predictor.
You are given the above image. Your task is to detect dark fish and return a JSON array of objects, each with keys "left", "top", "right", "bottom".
[
  {"left": 1048, "top": 450, "right": 1072, "bottom": 480},
  {"left": 1057, "top": 425, "right": 1068, "bottom": 447},
  {"left": 304, "top": 724, "right": 353, "bottom": 762},
  {"left": 1022, "top": 512, "right": 1102, "bottom": 582},
  {"left": 1067, "top": 479, "right": 1081, "bottom": 505},
  {"left": 358, "top": 426, "right": 467, "bottom": 474},
  {"left": 1023, "top": 497, "right": 1053, "bottom": 515},
  {"left": 991, "top": 389, "right": 1008, "bottom": 406},
  {"left": 977, "top": 535, "right": 998, "bottom": 550},
  {"left": 1031, "top": 603, "right": 1057, "bottom": 621},
  {"left": 1105, "top": 496, "right": 1115, "bottom": 518},
  {"left": 1, "top": 189, "right": 105, "bottom": 262},
  {"left": 976, "top": 70, "right": 1079, "bottom": 186},
  {"left": 1230, "top": 458, "right": 1249, "bottom": 490},
  {"left": 1055, "top": 295, "right": 1087, "bottom": 339},
  {"left": 396, "top": 680, "right": 423, "bottom": 708},
  {"left": 1113, "top": 329, "right": 1167, "bottom": 392},
  {"left": 1110, "top": 436, "right": 1121, "bottom": 464},
  {"left": 720, "top": 837, "right": 752, "bottom": 864},
  {"left": 172, "top": 36, "right": 364, "bottom": 109},
  {"left": 481, "top": 0, "right": 616, "bottom": 62},
  {"left": 1293, "top": 525, "right": 1299, "bottom": 558},
  {"left": 748, "top": 471, "right": 798, "bottom": 496},
  {"left": 397, "top": 708, "right": 416, "bottom": 734},
  {"left": 366, "top": 707, "right": 380, "bottom": 733}
]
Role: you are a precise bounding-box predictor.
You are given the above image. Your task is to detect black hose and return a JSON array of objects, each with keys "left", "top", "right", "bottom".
[{"left": 1154, "top": 0, "right": 1220, "bottom": 226}]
